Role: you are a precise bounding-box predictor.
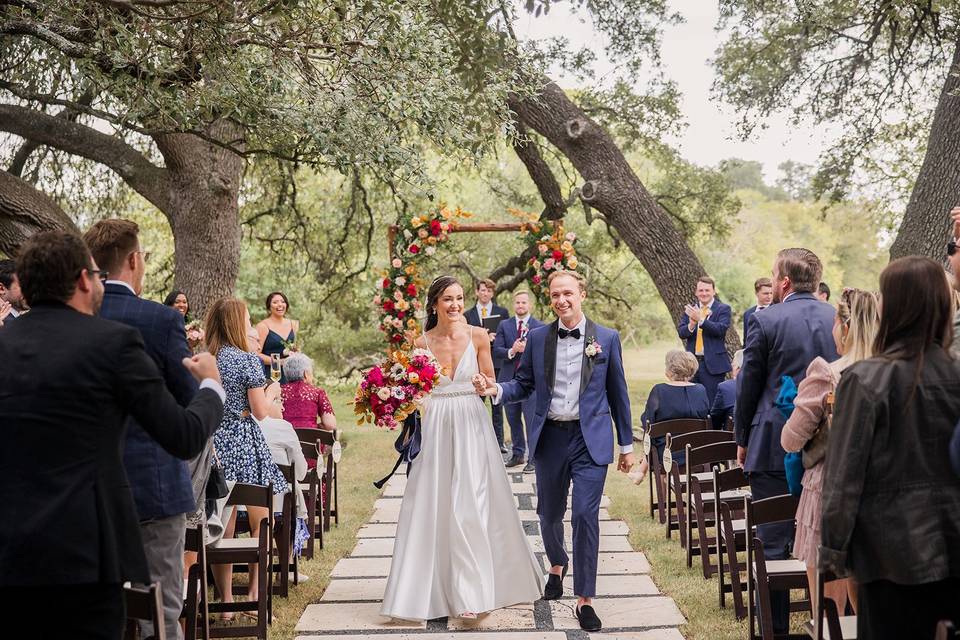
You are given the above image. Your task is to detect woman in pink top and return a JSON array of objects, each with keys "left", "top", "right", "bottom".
[
  {"left": 781, "top": 288, "right": 879, "bottom": 615},
  {"left": 281, "top": 352, "right": 336, "bottom": 430}
]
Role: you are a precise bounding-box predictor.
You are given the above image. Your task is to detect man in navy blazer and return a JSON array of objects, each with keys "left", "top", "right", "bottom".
[
  {"left": 479, "top": 270, "right": 633, "bottom": 632},
  {"left": 742, "top": 276, "right": 773, "bottom": 340},
  {"left": 735, "top": 248, "right": 837, "bottom": 635},
  {"left": 492, "top": 290, "right": 544, "bottom": 470},
  {"left": 677, "top": 276, "right": 731, "bottom": 405},
  {"left": 84, "top": 219, "right": 199, "bottom": 640},
  {"left": 464, "top": 278, "right": 510, "bottom": 452}
]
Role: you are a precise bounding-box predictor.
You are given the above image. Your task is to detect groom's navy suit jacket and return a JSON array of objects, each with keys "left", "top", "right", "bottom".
[{"left": 497, "top": 317, "right": 633, "bottom": 466}]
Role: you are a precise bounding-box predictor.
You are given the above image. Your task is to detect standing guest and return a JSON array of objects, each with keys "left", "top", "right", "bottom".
[
  {"left": 281, "top": 352, "right": 337, "bottom": 432},
  {"left": 84, "top": 219, "right": 197, "bottom": 640},
  {"left": 640, "top": 349, "right": 710, "bottom": 472},
  {"left": 710, "top": 349, "right": 743, "bottom": 431},
  {"left": 817, "top": 281, "right": 831, "bottom": 302},
  {"left": 782, "top": 288, "right": 880, "bottom": 617},
  {"left": 0, "top": 231, "right": 223, "bottom": 638},
  {"left": 742, "top": 277, "right": 773, "bottom": 339},
  {"left": 822, "top": 257, "right": 960, "bottom": 639},
  {"left": 205, "top": 297, "right": 289, "bottom": 607},
  {"left": 260, "top": 383, "right": 310, "bottom": 559},
  {"left": 163, "top": 289, "right": 190, "bottom": 318},
  {"left": 493, "top": 290, "right": 544, "bottom": 471},
  {"left": 677, "top": 276, "right": 731, "bottom": 405},
  {"left": 0, "top": 257, "right": 28, "bottom": 327},
  {"left": 256, "top": 291, "right": 299, "bottom": 382},
  {"left": 465, "top": 278, "right": 509, "bottom": 454},
  {"left": 735, "top": 247, "right": 837, "bottom": 636}
]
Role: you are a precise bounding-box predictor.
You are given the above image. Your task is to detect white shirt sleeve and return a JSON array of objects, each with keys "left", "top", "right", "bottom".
[
  {"left": 620, "top": 444, "right": 634, "bottom": 455},
  {"left": 199, "top": 378, "right": 226, "bottom": 404},
  {"left": 493, "top": 383, "right": 504, "bottom": 405}
]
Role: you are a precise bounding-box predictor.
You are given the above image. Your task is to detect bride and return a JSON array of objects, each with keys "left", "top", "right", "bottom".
[{"left": 381, "top": 275, "right": 544, "bottom": 621}]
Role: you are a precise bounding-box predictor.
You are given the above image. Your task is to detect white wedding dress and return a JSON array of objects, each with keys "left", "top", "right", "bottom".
[{"left": 381, "top": 338, "right": 544, "bottom": 620}]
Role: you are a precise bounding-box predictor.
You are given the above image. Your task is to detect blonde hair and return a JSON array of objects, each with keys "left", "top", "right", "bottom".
[
  {"left": 836, "top": 288, "right": 881, "bottom": 366},
  {"left": 547, "top": 269, "right": 586, "bottom": 292},
  {"left": 665, "top": 349, "right": 699, "bottom": 381},
  {"left": 205, "top": 297, "right": 251, "bottom": 356}
]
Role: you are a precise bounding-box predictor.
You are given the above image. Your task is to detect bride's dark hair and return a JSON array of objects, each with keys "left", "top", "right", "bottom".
[{"left": 424, "top": 275, "right": 463, "bottom": 332}]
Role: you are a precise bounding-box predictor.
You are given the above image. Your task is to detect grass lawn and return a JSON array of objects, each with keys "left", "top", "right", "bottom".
[{"left": 270, "top": 340, "right": 755, "bottom": 639}]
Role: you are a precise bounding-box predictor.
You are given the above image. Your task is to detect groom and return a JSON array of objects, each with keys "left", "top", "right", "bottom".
[{"left": 476, "top": 270, "right": 634, "bottom": 632}]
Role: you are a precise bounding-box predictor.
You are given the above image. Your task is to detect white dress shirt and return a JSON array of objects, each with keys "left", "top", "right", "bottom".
[{"left": 692, "top": 297, "right": 715, "bottom": 356}]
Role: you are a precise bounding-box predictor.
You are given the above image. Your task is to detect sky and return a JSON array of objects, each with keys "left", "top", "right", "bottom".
[{"left": 513, "top": 2, "right": 834, "bottom": 181}]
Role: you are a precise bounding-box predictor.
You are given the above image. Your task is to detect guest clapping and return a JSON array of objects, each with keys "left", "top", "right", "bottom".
[
  {"left": 677, "top": 276, "right": 731, "bottom": 405},
  {"left": 821, "top": 257, "right": 960, "bottom": 639},
  {"left": 641, "top": 349, "right": 710, "bottom": 470},
  {"left": 782, "top": 287, "right": 880, "bottom": 617},
  {"left": 280, "top": 353, "right": 336, "bottom": 432},
  {"left": 205, "top": 297, "right": 289, "bottom": 606},
  {"left": 256, "top": 291, "right": 299, "bottom": 382}
]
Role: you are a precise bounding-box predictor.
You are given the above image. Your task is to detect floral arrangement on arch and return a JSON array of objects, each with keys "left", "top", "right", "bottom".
[
  {"left": 353, "top": 348, "right": 442, "bottom": 429},
  {"left": 519, "top": 217, "right": 579, "bottom": 307},
  {"left": 373, "top": 205, "right": 472, "bottom": 346}
]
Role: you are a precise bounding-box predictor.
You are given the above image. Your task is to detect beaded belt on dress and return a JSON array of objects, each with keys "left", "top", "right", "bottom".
[{"left": 432, "top": 389, "right": 477, "bottom": 398}]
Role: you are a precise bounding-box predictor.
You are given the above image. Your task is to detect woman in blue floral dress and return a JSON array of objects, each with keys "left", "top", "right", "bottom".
[{"left": 205, "top": 297, "right": 288, "bottom": 607}]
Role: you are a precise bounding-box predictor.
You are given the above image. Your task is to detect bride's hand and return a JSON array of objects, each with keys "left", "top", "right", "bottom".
[{"left": 471, "top": 373, "right": 488, "bottom": 394}]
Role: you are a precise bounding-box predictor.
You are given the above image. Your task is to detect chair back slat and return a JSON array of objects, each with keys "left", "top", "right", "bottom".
[
  {"left": 300, "top": 440, "right": 318, "bottom": 461},
  {"left": 124, "top": 583, "right": 165, "bottom": 640},
  {"left": 648, "top": 418, "right": 709, "bottom": 438},
  {"left": 682, "top": 438, "right": 737, "bottom": 466},
  {"left": 713, "top": 465, "right": 749, "bottom": 494},
  {"left": 746, "top": 494, "right": 799, "bottom": 528},
  {"left": 295, "top": 427, "right": 337, "bottom": 447},
  {"left": 277, "top": 463, "right": 294, "bottom": 484},
  {"left": 226, "top": 482, "right": 273, "bottom": 509},
  {"left": 724, "top": 415, "right": 735, "bottom": 432}
]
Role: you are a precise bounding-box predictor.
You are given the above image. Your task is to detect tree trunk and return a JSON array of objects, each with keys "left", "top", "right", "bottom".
[
  {"left": 154, "top": 120, "right": 244, "bottom": 317},
  {"left": 0, "top": 170, "right": 79, "bottom": 255},
  {"left": 890, "top": 40, "right": 960, "bottom": 261},
  {"left": 510, "top": 78, "right": 742, "bottom": 352}
]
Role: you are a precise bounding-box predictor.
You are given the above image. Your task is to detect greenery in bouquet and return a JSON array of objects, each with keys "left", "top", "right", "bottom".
[
  {"left": 281, "top": 338, "right": 299, "bottom": 357},
  {"left": 521, "top": 219, "right": 579, "bottom": 307},
  {"left": 373, "top": 205, "right": 471, "bottom": 346},
  {"left": 353, "top": 348, "right": 443, "bottom": 430},
  {"left": 184, "top": 319, "right": 205, "bottom": 353}
]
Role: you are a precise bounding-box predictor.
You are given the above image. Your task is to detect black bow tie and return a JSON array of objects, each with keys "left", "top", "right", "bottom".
[{"left": 558, "top": 327, "right": 581, "bottom": 340}]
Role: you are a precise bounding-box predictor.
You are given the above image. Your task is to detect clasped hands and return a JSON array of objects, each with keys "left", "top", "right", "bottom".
[{"left": 470, "top": 373, "right": 498, "bottom": 397}]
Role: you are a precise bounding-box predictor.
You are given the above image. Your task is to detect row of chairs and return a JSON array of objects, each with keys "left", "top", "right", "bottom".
[
  {"left": 124, "top": 428, "right": 341, "bottom": 640},
  {"left": 639, "top": 417, "right": 850, "bottom": 640}
]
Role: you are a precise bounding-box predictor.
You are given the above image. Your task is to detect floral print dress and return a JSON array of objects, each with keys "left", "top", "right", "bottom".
[{"left": 214, "top": 345, "right": 288, "bottom": 495}]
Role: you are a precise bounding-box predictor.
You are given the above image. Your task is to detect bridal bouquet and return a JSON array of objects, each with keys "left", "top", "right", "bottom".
[
  {"left": 353, "top": 348, "right": 442, "bottom": 430},
  {"left": 184, "top": 319, "right": 205, "bottom": 353}
]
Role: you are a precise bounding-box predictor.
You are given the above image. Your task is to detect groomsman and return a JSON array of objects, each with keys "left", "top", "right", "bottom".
[
  {"left": 742, "top": 277, "right": 773, "bottom": 339},
  {"left": 493, "top": 290, "right": 544, "bottom": 471},
  {"left": 0, "top": 258, "right": 28, "bottom": 327},
  {"left": 677, "top": 276, "right": 731, "bottom": 405},
  {"left": 735, "top": 248, "right": 837, "bottom": 636},
  {"left": 84, "top": 219, "right": 198, "bottom": 640},
  {"left": 465, "top": 278, "right": 509, "bottom": 453}
]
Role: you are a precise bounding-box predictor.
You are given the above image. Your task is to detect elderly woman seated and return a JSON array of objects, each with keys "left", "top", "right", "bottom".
[
  {"left": 638, "top": 349, "right": 710, "bottom": 478},
  {"left": 281, "top": 352, "right": 337, "bottom": 432}
]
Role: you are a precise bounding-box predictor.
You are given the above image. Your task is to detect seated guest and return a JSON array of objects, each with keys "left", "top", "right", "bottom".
[
  {"left": 281, "top": 352, "right": 336, "bottom": 431},
  {"left": 260, "top": 383, "right": 310, "bottom": 559},
  {"left": 817, "top": 281, "right": 831, "bottom": 302},
  {"left": 641, "top": 349, "right": 710, "bottom": 472},
  {"left": 256, "top": 291, "right": 299, "bottom": 382},
  {"left": 163, "top": 289, "right": 190, "bottom": 318},
  {"left": 205, "top": 296, "right": 288, "bottom": 607},
  {"left": 0, "top": 231, "right": 223, "bottom": 635},
  {"left": 782, "top": 287, "right": 879, "bottom": 618},
  {"left": 677, "top": 275, "right": 731, "bottom": 405},
  {"left": 821, "top": 257, "right": 960, "bottom": 639},
  {"left": 710, "top": 349, "right": 743, "bottom": 430},
  {"left": 0, "top": 257, "right": 28, "bottom": 327},
  {"left": 742, "top": 277, "right": 773, "bottom": 339}
]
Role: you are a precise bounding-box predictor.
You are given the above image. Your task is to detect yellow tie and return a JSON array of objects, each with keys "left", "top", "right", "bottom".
[
  {"left": 695, "top": 305, "right": 707, "bottom": 354},
  {"left": 481, "top": 307, "right": 487, "bottom": 318}
]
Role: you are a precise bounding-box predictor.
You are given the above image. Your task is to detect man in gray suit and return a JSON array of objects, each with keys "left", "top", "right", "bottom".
[{"left": 735, "top": 247, "right": 838, "bottom": 635}]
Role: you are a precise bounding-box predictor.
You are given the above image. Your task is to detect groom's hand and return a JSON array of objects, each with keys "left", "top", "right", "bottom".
[{"left": 617, "top": 452, "right": 635, "bottom": 474}]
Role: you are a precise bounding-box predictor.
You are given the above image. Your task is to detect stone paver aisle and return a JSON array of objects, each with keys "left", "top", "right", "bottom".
[{"left": 296, "top": 466, "right": 686, "bottom": 639}]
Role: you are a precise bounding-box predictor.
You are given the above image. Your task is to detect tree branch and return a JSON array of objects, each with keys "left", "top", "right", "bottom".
[
  {"left": 8, "top": 86, "right": 96, "bottom": 178},
  {"left": 510, "top": 121, "right": 567, "bottom": 220},
  {"left": 0, "top": 104, "right": 171, "bottom": 212},
  {"left": 0, "top": 169, "right": 79, "bottom": 255}
]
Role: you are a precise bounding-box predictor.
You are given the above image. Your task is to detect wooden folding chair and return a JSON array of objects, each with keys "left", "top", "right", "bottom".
[
  {"left": 684, "top": 438, "right": 740, "bottom": 577},
  {"left": 182, "top": 524, "right": 209, "bottom": 640},
  {"left": 804, "top": 547, "right": 856, "bottom": 640},
  {"left": 746, "top": 494, "right": 810, "bottom": 640},
  {"left": 207, "top": 483, "right": 273, "bottom": 640},
  {"left": 298, "top": 439, "right": 323, "bottom": 558},
  {"left": 725, "top": 414, "right": 735, "bottom": 432},
  {"left": 295, "top": 428, "right": 339, "bottom": 531},
  {"left": 124, "top": 582, "right": 165, "bottom": 640},
  {"left": 272, "top": 463, "right": 297, "bottom": 598},
  {"left": 715, "top": 466, "right": 751, "bottom": 619},
  {"left": 643, "top": 418, "right": 710, "bottom": 523},
  {"left": 663, "top": 428, "right": 731, "bottom": 545}
]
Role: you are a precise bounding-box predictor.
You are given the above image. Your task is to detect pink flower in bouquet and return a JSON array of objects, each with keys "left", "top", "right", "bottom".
[
  {"left": 382, "top": 277, "right": 391, "bottom": 289},
  {"left": 409, "top": 243, "right": 420, "bottom": 254},
  {"left": 565, "top": 231, "right": 576, "bottom": 241},
  {"left": 532, "top": 274, "right": 542, "bottom": 284},
  {"left": 382, "top": 300, "right": 395, "bottom": 312},
  {"left": 367, "top": 367, "right": 385, "bottom": 386},
  {"left": 543, "top": 258, "right": 555, "bottom": 270},
  {"left": 392, "top": 258, "right": 402, "bottom": 268},
  {"left": 373, "top": 295, "right": 382, "bottom": 305},
  {"left": 429, "top": 219, "right": 443, "bottom": 236},
  {"left": 376, "top": 387, "right": 392, "bottom": 401},
  {"left": 552, "top": 249, "right": 564, "bottom": 261}
]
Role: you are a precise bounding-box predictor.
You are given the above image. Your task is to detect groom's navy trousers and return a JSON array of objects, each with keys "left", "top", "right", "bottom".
[{"left": 535, "top": 418, "right": 607, "bottom": 598}]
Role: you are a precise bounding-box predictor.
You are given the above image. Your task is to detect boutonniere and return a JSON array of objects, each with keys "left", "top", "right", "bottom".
[{"left": 584, "top": 337, "right": 602, "bottom": 358}]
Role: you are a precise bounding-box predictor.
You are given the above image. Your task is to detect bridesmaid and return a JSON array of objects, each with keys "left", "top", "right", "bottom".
[{"left": 255, "top": 291, "right": 299, "bottom": 382}]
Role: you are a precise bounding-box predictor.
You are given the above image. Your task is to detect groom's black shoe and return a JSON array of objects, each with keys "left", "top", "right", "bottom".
[
  {"left": 542, "top": 564, "right": 568, "bottom": 600},
  {"left": 575, "top": 604, "right": 602, "bottom": 632},
  {"left": 505, "top": 455, "right": 524, "bottom": 468}
]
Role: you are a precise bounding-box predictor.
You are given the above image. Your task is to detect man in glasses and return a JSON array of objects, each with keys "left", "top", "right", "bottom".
[{"left": 84, "top": 219, "right": 198, "bottom": 640}]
